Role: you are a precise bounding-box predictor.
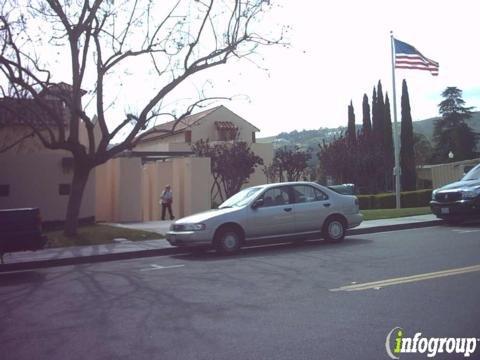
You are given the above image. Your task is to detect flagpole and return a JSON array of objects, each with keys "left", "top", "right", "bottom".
[{"left": 390, "top": 31, "right": 401, "bottom": 209}]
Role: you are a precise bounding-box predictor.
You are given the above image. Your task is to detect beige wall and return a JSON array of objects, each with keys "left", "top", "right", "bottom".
[
  {"left": 247, "top": 143, "right": 274, "bottom": 187},
  {"left": 0, "top": 151, "right": 95, "bottom": 221},
  {"left": 0, "top": 126, "right": 56, "bottom": 155},
  {"left": 95, "top": 158, "right": 143, "bottom": 222},
  {"left": 181, "top": 157, "right": 211, "bottom": 215},
  {"left": 134, "top": 139, "right": 191, "bottom": 152},
  {"left": 97, "top": 156, "right": 212, "bottom": 222},
  {"left": 430, "top": 158, "right": 480, "bottom": 188}
]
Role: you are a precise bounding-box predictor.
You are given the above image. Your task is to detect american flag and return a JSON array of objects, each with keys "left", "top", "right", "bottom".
[{"left": 394, "top": 38, "right": 439, "bottom": 76}]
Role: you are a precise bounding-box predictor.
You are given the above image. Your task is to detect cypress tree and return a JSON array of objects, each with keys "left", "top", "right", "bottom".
[
  {"left": 373, "top": 81, "right": 386, "bottom": 191},
  {"left": 384, "top": 93, "right": 395, "bottom": 189},
  {"left": 371, "top": 86, "right": 378, "bottom": 135},
  {"left": 400, "top": 79, "right": 416, "bottom": 191},
  {"left": 375, "top": 80, "right": 386, "bottom": 142},
  {"left": 362, "top": 94, "right": 371, "bottom": 134},
  {"left": 347, "top": 100, "right": 356, "bottom": 144}
]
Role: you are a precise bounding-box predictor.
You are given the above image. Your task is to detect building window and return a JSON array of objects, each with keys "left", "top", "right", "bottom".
[
  {"left": 252, "top": 132, "right": 256, "bottom": 143},
  {"left": 184, "top": 130, "right": 192, "bottom": 144},
  {"left": 59, "top": 183, "right": 71, "bottom": 196},
  {"left": 0, "top": 184, "right": 10, "bottom": 197}
]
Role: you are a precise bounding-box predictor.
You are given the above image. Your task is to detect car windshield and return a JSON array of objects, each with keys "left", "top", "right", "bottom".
[
  {"left": 219, "top": 187, "right": 263, "bottom": 208},
  {"left": 462, "top": 164, "right": 480, "bottom": 181}
]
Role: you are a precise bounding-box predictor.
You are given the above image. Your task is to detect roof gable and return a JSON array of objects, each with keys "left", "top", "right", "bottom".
[{"left": 138, "top": 105, "right": 260, "bottom": 143}]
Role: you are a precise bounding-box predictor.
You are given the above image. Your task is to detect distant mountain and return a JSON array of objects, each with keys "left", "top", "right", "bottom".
[{"left": 258, "top": 111, "right": 480, "bottom": 150}]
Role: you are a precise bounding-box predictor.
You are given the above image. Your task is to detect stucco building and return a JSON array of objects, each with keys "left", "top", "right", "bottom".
[
  {"left": 0, "top": 84, "right": 96, "bottom": 222},
  {"left": 1, "top": 93, "right": 273, "bottom": 223},
  {"left": 96, "top": 105, "right": 274, "bottom": 222}
]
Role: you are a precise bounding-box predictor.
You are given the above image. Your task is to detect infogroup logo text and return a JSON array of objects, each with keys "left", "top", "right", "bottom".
[{"left": 385, "top": 327, "right": 479, "bottom": 358}]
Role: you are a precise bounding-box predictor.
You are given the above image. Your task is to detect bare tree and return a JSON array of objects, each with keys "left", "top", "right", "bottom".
[{"left": 0, "top": 0, "right": 283, "bottom": 235}]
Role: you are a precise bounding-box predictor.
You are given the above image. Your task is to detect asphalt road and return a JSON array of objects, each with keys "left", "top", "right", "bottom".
[{"left": 1, "top": 224, "right": 480, "bottom": 360}]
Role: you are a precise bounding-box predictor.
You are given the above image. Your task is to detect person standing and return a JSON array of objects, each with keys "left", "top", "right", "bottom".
[{"left": 160, "top": 185, "right": 174, "bottom": 220}]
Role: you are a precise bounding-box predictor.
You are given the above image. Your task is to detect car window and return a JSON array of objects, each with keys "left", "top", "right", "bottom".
[
  {"left": 219, "top": 186, "right": 263, "bottom": 208},
  {"left": 462, "top": 164, "right": 480, "bottom": 181},
  {"left": 293, "top": 185, "right": 328, "bottom": 203},
  {"left": 260, "top": 187, "right": 290, "bottom": 207}
]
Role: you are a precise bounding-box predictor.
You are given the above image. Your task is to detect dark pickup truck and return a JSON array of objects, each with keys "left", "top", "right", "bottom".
[{"left": 0, "top": 208, "right": 48, "bottom": 263}]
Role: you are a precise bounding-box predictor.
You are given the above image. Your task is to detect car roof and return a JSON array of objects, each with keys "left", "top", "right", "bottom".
[{"left": 253, "top": 181, "right": 324, "bottom": 190}]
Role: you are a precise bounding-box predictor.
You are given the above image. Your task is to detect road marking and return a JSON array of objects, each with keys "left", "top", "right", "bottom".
[
  {"left": 452, "top": 229, "right": 480, "bottom": 234},
  {"left": 140, "top": 264, "right": 185, "bottom": 271},
  {"left": 330, "top": 264, "right": 480, "bottom": 292}
]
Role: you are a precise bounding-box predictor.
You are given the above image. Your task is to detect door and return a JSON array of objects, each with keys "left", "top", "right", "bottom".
[
  {"left": 291, "top": 185, "right": 330, "bottom": 233},
  {"left": 246, "top": 185, "right": 295, "bottom": 239}
]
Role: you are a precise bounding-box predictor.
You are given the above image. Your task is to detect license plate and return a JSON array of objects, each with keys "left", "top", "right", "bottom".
[{"left": 441, "top": 207, "right": 450, "bottom": 214}]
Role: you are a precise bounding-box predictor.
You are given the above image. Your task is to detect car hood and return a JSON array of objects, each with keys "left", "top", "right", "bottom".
[
  {"left": 437, "top": 179, "right": 480, "bottom": 191},
  {"left": 174, "top": 207, "right": 242, "bottom": 224}
]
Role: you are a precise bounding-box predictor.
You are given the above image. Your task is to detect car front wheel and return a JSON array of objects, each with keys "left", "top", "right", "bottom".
[
  {"left": 215, "top": 227, "right": 242, "bottom": 254},
  {"left": 323, "top": 217, "right": 346, "bottom": 242}
]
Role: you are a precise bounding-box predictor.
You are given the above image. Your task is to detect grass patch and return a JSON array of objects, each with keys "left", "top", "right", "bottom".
[
  {"left": 361, "top": 207, "right": 431, "bottom": 221},
  {"left": 45, "top": 224, "right": 162, "bottom": 248}
]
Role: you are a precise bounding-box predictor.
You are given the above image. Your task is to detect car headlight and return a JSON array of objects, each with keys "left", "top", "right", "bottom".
[
  {"left": 431, "top": 190, "right": 437, "bottom": 200},
  {"left": 172, "top": 223, "right": 206, "bottom": 231},
  {"left": 461, "top": 187, "right": 480, "bottom": 199}
]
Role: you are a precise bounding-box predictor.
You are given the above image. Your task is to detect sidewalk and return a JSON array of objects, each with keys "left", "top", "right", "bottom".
[{"left": 0, "top": 214, "right": 444, "bottom": 272}]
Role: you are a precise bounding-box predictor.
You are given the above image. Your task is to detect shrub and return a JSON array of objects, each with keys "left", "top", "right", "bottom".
[
  {"left": 357, "top": 189, "right": 433, "bottom": 209},
  {"left": 357, "top": 195, "right": 374, "bottom": 210},
  {"left": 373, "top": 193, "right": 396, "bottom": 209}
]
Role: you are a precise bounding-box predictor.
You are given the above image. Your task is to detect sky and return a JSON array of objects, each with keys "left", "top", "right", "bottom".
[
  {"left": 9, "top": 0, "right": 480, "bottom": 139},
  {"left": 196, "top": 0, "right": 480, "bottom": 137}
]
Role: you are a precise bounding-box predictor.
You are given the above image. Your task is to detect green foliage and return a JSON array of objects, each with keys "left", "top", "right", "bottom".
[
  {"left": 384, "top": 93, "right": 394, "bottom": 186},
  {"left": 192, "top": 139, "right": 263, "bottom": 201},
  {"left": 400, "top": 79, "right": 417, "bottom": 191},
  {"left": 46, "top": 225, "right": 161, "bottom": 248},
  {"left": 357, "top": 189, "right": 432, "bottom": 210},
  {"left": 432, "top": 87, "right": 477, "bottom": 162},
  {"left": 413, "top": 132, "right": 432, "bottom": 166},
  {"left": 362, "top": 93, "right": 371, "bottom": 134},
  {"left": 347, "top": 101, "right": 356, "bottom": 144},
  {"left": 361, "top": 207, "right": 431, "bottom": 221},
  {"left": 401, "top": 189, "right": 432, "bottom": 208},
  {"left": 271, "top": 146, "right": 312, "bottom": 182}
]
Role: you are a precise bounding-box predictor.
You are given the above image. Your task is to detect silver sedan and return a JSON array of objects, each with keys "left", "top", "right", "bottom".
[{"left": 166, "top": 181, "right": 363, "bottom": 254}]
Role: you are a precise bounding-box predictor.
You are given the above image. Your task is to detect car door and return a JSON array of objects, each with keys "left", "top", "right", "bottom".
[
  {"left": 246, "top": 185, "right": 295, "bottom": 239},
  {"left": 291, "top": 185, "right": 330, "bottom": 233}
]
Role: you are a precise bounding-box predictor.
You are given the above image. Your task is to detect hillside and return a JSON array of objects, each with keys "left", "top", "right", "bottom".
[{"left": 258, "top": 111, "right": 480, "bottom": 149}]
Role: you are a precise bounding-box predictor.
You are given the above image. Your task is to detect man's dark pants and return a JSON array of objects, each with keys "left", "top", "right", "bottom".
[{"left": 162, "top": 203, "right": 174, "bottom": 220}]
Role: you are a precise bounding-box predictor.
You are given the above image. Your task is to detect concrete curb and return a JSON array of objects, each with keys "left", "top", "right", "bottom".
[
  {"left": 347, "top": 219, "right": 445, "bottom": 236},
  {"left": 0, "top": 219, "right": 445, "bottom": 272}
]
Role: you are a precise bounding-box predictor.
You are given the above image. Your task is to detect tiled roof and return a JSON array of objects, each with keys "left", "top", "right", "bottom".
[
  {"left": 39, "top": 82, "right": 87, "bottom": 97},
  {"left": 0, "top": 98, "right": 66, "bottom": 128},
  {"left": 139, "top": 106, "right": 221, "bottom": 141},
  {"left": 215, "top": 121, "right": 237, "bottom": 130}
]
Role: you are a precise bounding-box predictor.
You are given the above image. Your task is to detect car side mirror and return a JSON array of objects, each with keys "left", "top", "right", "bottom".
[{"left": 252, "top": 198, "right": 264, "bottom": 209}]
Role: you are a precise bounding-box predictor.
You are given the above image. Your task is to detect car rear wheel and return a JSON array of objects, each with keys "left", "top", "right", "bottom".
[
  {"left": 215, "top": 228, "right": 242, "bottom": 255},
  {"left": 323, "top": 217, "right": 346, "bottom": 242}
]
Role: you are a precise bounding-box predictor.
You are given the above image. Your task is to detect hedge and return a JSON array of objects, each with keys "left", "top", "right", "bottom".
[{"left": 357, "top": 189, "right": 432, "bottom": 210}]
